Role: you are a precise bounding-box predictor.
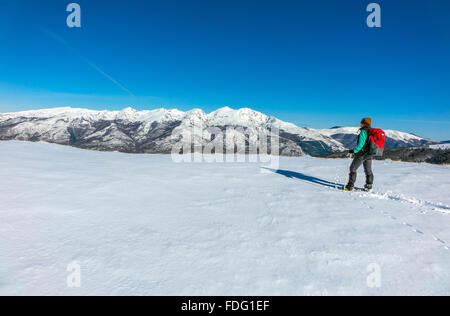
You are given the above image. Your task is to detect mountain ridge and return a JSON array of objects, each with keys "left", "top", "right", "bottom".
[{"left": 0, "top": 107, "right": 437, "bottom": 156}]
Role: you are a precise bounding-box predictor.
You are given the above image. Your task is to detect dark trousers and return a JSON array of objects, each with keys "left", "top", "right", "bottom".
[{"left": 348, "top": 154, "right": 374, "bottom": 187}]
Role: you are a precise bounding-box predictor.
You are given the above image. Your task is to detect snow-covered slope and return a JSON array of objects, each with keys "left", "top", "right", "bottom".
[
  {"left": 1, "top": 141, "right": 450, "bottom": 295},
  {"left": 430, "top": 143, "right": 450, "bottom": 150},
  {"left": 0, "top": 107, "right": 347, "bottom": 156},
  {"left": 320, "top": 127, "right": 436, "bottom": 149}
]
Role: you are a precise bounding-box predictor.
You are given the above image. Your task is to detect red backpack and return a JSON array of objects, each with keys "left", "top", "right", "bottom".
[{"left": 368, "top": 128, "right": 386, "bottom": 157}]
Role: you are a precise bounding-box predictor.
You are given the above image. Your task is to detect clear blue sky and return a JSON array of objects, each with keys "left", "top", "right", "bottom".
[{"left": 0, "top": 0, "right": 449, "bottom": 140}]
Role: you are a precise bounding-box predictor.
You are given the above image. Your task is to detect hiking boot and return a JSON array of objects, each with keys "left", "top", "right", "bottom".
[
  {"left": 364, "top": 173, "right": 374, "bottom": 191},
  {"left": 344, "top": 184, "right": 354, "bottom": 191},
  {"left": 345, "top": 172, "right": 357, "bottom": 191}
]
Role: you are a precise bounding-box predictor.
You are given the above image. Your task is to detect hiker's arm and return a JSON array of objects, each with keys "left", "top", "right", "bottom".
[{"left": 353, "top": 129, "right": 367, "bottom": 154}]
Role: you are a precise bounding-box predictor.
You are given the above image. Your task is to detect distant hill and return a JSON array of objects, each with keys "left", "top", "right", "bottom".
[
  {"left": 319, "top": 127, "right": 437, "bottom": 149},
  {"left": 320, "top": 147, "right": 450, "bottom": 165}
]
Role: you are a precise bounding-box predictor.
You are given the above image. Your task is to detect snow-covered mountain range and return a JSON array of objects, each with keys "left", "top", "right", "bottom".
[
  {"left": 319, "top": 126, "right": 437, "bottom": 149},
  {"left": 0, "top": 107, "right": 437, "bottom": 156}
]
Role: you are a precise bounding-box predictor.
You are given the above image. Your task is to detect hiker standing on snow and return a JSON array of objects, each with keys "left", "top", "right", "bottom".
[{"left": 345, "top": 118, "right": 375, "bottom": 191}]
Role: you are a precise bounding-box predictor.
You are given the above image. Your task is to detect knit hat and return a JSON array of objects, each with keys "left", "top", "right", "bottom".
[{"left": 361, "top": 118, "right": 372, "bottom": 126}]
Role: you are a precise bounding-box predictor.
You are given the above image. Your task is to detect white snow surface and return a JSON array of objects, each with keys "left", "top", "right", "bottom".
[
  {"left": 1, "top": 141, "right": 450, "bottom": 296},
  {"left": 430, "top": 143, "right": 450, "bottom": 150}
]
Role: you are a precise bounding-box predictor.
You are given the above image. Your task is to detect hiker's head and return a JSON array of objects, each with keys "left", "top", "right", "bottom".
[{"left": 360, "top": 118, "right": 372, "bottom": 128}]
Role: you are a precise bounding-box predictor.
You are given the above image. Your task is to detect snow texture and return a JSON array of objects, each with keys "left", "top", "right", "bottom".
[
  {"left": 1, "top": 141, "right": 450, "bottom": 295},
  {"left": 430, "top": 144, "right": 450, "bottom": 150}
]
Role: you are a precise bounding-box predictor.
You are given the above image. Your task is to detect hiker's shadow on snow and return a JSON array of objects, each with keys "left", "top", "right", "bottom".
[{"left": 263, "top": 168, "right": 345, "bottom": 189}]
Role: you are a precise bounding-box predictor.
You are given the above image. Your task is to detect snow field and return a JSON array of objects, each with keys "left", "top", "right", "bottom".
[{"left": 0, "top": 141, "right": 449, "bottom": 295}]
